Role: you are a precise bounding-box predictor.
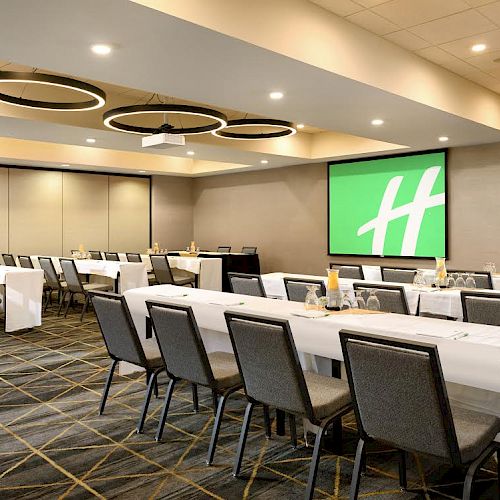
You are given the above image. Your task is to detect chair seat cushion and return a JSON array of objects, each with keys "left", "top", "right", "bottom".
[
  {"left": 304, "top": 371, "right": 352, "bottom": 420},
  {"left": 83, "top": 283, "right": 113, "bottom": 292},
  {"left": 173, "top": 276, "right": 195, "bottom": 286},
  {"left": 451, "top": 405, "right": 500, "bottom": 463},
  {"left": 142, "top": 340, "right": 164, "bottom": 369},
  {"left": 208, "top": 351, "right": 242, "bottom": 389}
]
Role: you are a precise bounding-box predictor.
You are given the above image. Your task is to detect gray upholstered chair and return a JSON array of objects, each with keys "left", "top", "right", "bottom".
[
  {"left": 89, "top": 250, "right": 103, "bottom": 260},
  {"left": 451, "top": 270, "right": 493, "bottom": 290},
  {"left": 228, "top": 273, "right": 266, "bottom": 297},
  {"left": 39, "top": 257, "right": 66, "bottom": 312},
  {"left": 340, "top": 329, "right": 500, "bottom": 500},
  {"left": 241, "top": 246, "right": 257, "bottom": 254},
  {"left": 283, "top": 277, "right": 326, "bottom": 303},
  {"left": 353, "top": 282, "right": 410, "bottom": 314},
  {"left": 150, "top": 254, "right": 195, "bottom": 287},
  {"left": 145, "top": 301, "right": 242, "bottom": 465},
  {"left": 217, "top": 246, "right": 231, "bottom": 253},
  {"left": 104, "top": 252, "right": 119, "bottom": 261},
  {"left": 90, "top": 291, "right": 165, "bottom": 428},
  {"left": 59, "top": 259, "right": 112, "bottom": 321},
  {"left": 329, "top": 263, "right": 364, "bottom": 280},
  {"left": 126, "top": 253, "right": 142, "bottom": 263},
  {"left": 461, "top": 290, "right": 500, "bottom": 325},
  {"left": 2, "top": 254, "right": 16, "bottom": 267},
  {"left": 381, "top": 267, "right": 416, "bottom": 284},
  {"left": 18, "top": 255, "right": 34, "bottom": 269},
  {"left": 225, "top": 311, "right": 352, "bottom": 499}
]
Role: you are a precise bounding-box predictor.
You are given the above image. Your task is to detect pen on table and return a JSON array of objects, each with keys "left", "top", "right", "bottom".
[{"left": 453, "top": 333, "right": 469, "bottom": 340}]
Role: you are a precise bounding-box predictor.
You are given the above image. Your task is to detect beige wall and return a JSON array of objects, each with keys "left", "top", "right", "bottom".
[
  {"left": 192, "top": 143, "right": 500, "bottom": 274},
  {"left": 0, "top": 169, "right": 8, "bottom": 252},
  {"left": 151, "top": 175, "right": 193, "bottom": 251}
]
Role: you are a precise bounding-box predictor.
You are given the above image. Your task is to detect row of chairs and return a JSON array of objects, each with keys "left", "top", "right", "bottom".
[
  {"left": 216, "top": 246, "right": 257, "bottom": 254},
  {"left": 91, "top": 291, "right": 500, "bottom": 499},
  {"left": 330, "top": 263, "right": 494, "bottom": 288}
]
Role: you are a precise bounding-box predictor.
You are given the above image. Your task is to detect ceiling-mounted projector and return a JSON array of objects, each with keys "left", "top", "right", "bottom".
[{"left": 142, "top": 133, "right": 185, "bottom": 149}]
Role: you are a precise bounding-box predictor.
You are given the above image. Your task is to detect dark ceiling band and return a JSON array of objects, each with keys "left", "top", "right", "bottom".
[
  {"left": 103, "top": 104, "right": 228, "bottom": 135},
  {"left": 0, "top": 71, "right": 106, "bottom": 111},
  {"left": 211, "top": 118, "right": 296, "bottom": 139}
]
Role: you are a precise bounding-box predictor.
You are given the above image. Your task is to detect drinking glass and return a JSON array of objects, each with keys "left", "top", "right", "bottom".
[
  {"left": 456, "top": 274, "right": 466, "bottom": 288},
  {"left": 413, "top": 270, "right": 426, "bottom": 287},
  {"left": 341, "top": 293, "right": 353, "bottom": 310},
  {"left": 465, "top": 273, "right": 476, "bottom": 289},
  {"left": 447, "top": 273, "right": 455, "bottom": 288},
  {"left": 304, "top": 285, "right": 320, "bottom": 310},
  {"left": 355, "top": 290, "right": 366, "bottom": 309},
  {"left": 366, "top": 290, "right": 380, "bottom": 311}
]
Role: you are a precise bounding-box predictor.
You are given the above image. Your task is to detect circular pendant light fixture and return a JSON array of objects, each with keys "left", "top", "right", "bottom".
[
  {"left": 211, "top": 118, "right": 296, "bottom": 140},
  {"left": 0, "top": 71, "right": 106, "bottom": 110},
  {"left": 103, "top": 104, "right": 227, "bottom": 135}
]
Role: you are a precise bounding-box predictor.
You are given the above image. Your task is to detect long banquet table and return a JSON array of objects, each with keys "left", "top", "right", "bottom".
[
  {"left": 0, "top": 266, "right": 44, "bottom": 332},
  {"left": 124, "top": 284, "right": 500, "bottom": 416}
]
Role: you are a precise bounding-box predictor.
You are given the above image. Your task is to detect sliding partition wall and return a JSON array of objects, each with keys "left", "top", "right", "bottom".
[{"left": 1, "top": 167, "right": 150, "bottom": 256}]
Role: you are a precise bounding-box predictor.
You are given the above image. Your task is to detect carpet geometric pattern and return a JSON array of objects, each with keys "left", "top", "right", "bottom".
[{"left": 0, "top": 308, "right": 497, "bottom": 499}]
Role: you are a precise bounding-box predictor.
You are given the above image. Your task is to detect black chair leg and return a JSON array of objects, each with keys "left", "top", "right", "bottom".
[
  {"left": 57, "top": 291, "right": 67, "bottom": 316},
  {"left": 462, "top": 445, "right": 495, "bottom": 500},
  {"left": 191, "top": 383, "right": 199, "bottom": 412},
  {"left": 305, "top": 418, "right": 333, "bottom": 500},
  {"left": 233, "top": 402, "right": 255, "bottom": 477},
  {"left": 211, "top": 390, "right": 219, "bottom": 416},
  {"left": 289, "top": 414, "right": 297, "bottom": 449},
  {"left": 80, "top": 294, "right": 89, "bottom": 322},
  {"left": 263, "top": 405, "right": 271, "bottom": 438},
  {"left": 155, "top": 378, "right": 176, "bottom": 442},
  {"left": 207, "top": 387, "right": 237, "bottom": 465},
  {"left": 398, "top": 450, "right": 407, "bottom": 491},
  {"left": 136, "top": 368, "right": 161, "bottom": 434},
  {"left": 99, "top": 359, "right": 118, "bottom": 415},
  {"left": 349, "top": 438, "right": 366, "bottom": 500},
  {"left": 63, "top": 292, "right": 73, "bottom": 318}
]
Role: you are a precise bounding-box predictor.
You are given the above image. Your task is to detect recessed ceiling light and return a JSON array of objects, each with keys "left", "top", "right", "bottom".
[
  {"left": 187, "top": 151, "right": 195, "bottom": 156},
  {"left": 269, "top": 91, "right": 284, "bottom": 100},
  {"left": 138, "top": 170, "right": 146, "bottom": 173},
  {"left": 91, "top": 44, "right": 112, "bottom": 56},
  {"left": 297, "top": 123, "right": 305, "bottom": 129},
  {"left": 260, "top": 159, "right": 269, "bottom": 164},
  {"left": 61, "top": 164, "right": 70, "bottom": 167},
  {"left": 471, "top": 43, "right": 487, "bottom": 53},
  {"left": 371, "top": 118, "right": 384, "bottom": 126},
  {"left": 86, "top": 138, "right": 96, "bottom": 143},
  {"left": 438, "top": 136, "right": 449, "bottom": 142}
]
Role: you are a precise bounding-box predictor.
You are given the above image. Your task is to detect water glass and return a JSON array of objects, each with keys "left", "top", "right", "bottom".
[
  {"left": 413, "top": 270, "right": 426, "bottom": 287},
  {"left": 355, "top": 290, "right": 366, "bottom": 310},
  {"left": 455, "top": 274, "right": 466, "bottom": 288},
  {"left": 366, "top": 290, "right": 380, "bottom": 311},
  {"left": 304, "top": 285, "right": 320, "bottom": 310},
  {"left": 447, "top": 273, "right": 455, "bottom": 288},
  {"left": 465, "top": 274, "right": 476, "bottom": 289},
  {"left": 341, "top": 293, "right": 353, "bottom": 310}
]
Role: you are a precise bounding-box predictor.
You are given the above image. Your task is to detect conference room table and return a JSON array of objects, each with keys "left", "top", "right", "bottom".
[
  {"left": 124, "top": 284, "right": 500, "bottom": 417},
  {"left": 0, "top": 265, "right": 44, "bottom": 332},
  {"left": 168, "top": 251, "right": 259, "bottom": 292},
  {"left": 261, "top": 272, "right": 483, "bottom": 320}
]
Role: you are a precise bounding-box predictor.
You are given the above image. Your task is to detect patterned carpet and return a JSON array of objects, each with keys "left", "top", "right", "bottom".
[{"left": 0, "top": 307, "right": 498, "bottom": 499}]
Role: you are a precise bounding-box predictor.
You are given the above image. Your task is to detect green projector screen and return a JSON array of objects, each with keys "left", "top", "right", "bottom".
[{"left": 328, "top": 151, "right": 446, "bottom": 258}]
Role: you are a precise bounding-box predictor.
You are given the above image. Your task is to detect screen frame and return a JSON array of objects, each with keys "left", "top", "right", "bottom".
[{"left": 327, "top": 148, "right": 448, "bottom": 259}]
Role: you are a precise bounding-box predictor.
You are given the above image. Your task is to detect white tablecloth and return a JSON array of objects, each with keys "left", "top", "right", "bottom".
[
  {"left": 124, "top": 285, "right": 500, "bottom": 415},
  {"left": 0, "top": 266, "right": 43, "bottom": 332}
]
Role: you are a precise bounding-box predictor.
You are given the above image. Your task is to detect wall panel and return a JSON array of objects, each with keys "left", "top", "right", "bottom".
[
  {"left": 0, "top": 168, "right": 8, "bottom": 253},
  {"left": 9, "top": 169, "right": 63, "bottom": 256},
  {"left": 62, "top": 172, "right": 109, "bottom": 256},
  {"left": 109, "top": 176, "right": 150, "bottom": 252}
]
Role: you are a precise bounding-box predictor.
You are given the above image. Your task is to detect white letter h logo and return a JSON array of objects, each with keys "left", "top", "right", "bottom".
[{"left": 357, "top": 166, "right": 445, "bottom": 256}]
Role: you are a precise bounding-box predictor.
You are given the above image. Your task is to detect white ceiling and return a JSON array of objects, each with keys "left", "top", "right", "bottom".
[{"left": 1, "top": 0, "right": 500, "bottom": 175}]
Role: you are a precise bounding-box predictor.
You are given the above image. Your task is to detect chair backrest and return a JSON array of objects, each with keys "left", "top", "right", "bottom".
[
  {"left": 225, "top": 311, "right": 314, "bottom": 419},
  {"left": 2, "top": 254, "right": 16, "bottom": 267},
  {"left": 353, "top": 282, "right": 409, "bottom": 314},
  {"left": 104, "top": 252, "right": 119, "bottom": 261},
  {"left": 329, "top": 263, "right": 364, "bottom": 280},
  {"left": 228, "top": 273, "right": 266, "bottom": 297},
  {"left": 39, "top": 257, "right": 61, "bottom": 289},
  {"left": 18, "top": 255, "right": 34, "bottom": 269},
  {"left": 89, "top": 250, "right": 103, "bottom": 260},
  {"left": 126, "top": 252, "right": 142, "bottom": 263},
  {"left": 150, "top": 255, "right": 174, "bottom": 284},
  {"left": 461, "top": 290, "right": 500, "bottom": 325},
  {"left": 340, "top": 330, "right": 461, "bottom": 464},
  {"left": 217, "top": 246, "right": 231, "bottom": 253},
  {"left": 146, "top": 301, "right": 215, "bottom": 386},
  {"left": 450, "top": 270, "right": 493, "bottom": 290},
  {"left": 59, "top": 259, "right": 84, "bottom": 293},
  {"left": 241, "top": 246, "right": 257, "bottom": 255},
  {"left": 381, "top": 267, "right": 416, "bottom": 284},
  {"left": 90, "top": 291, "right": 148, "bottom": 367},
  {"left": 283, "top": 277, "right": 326, "bottom": 303}
]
